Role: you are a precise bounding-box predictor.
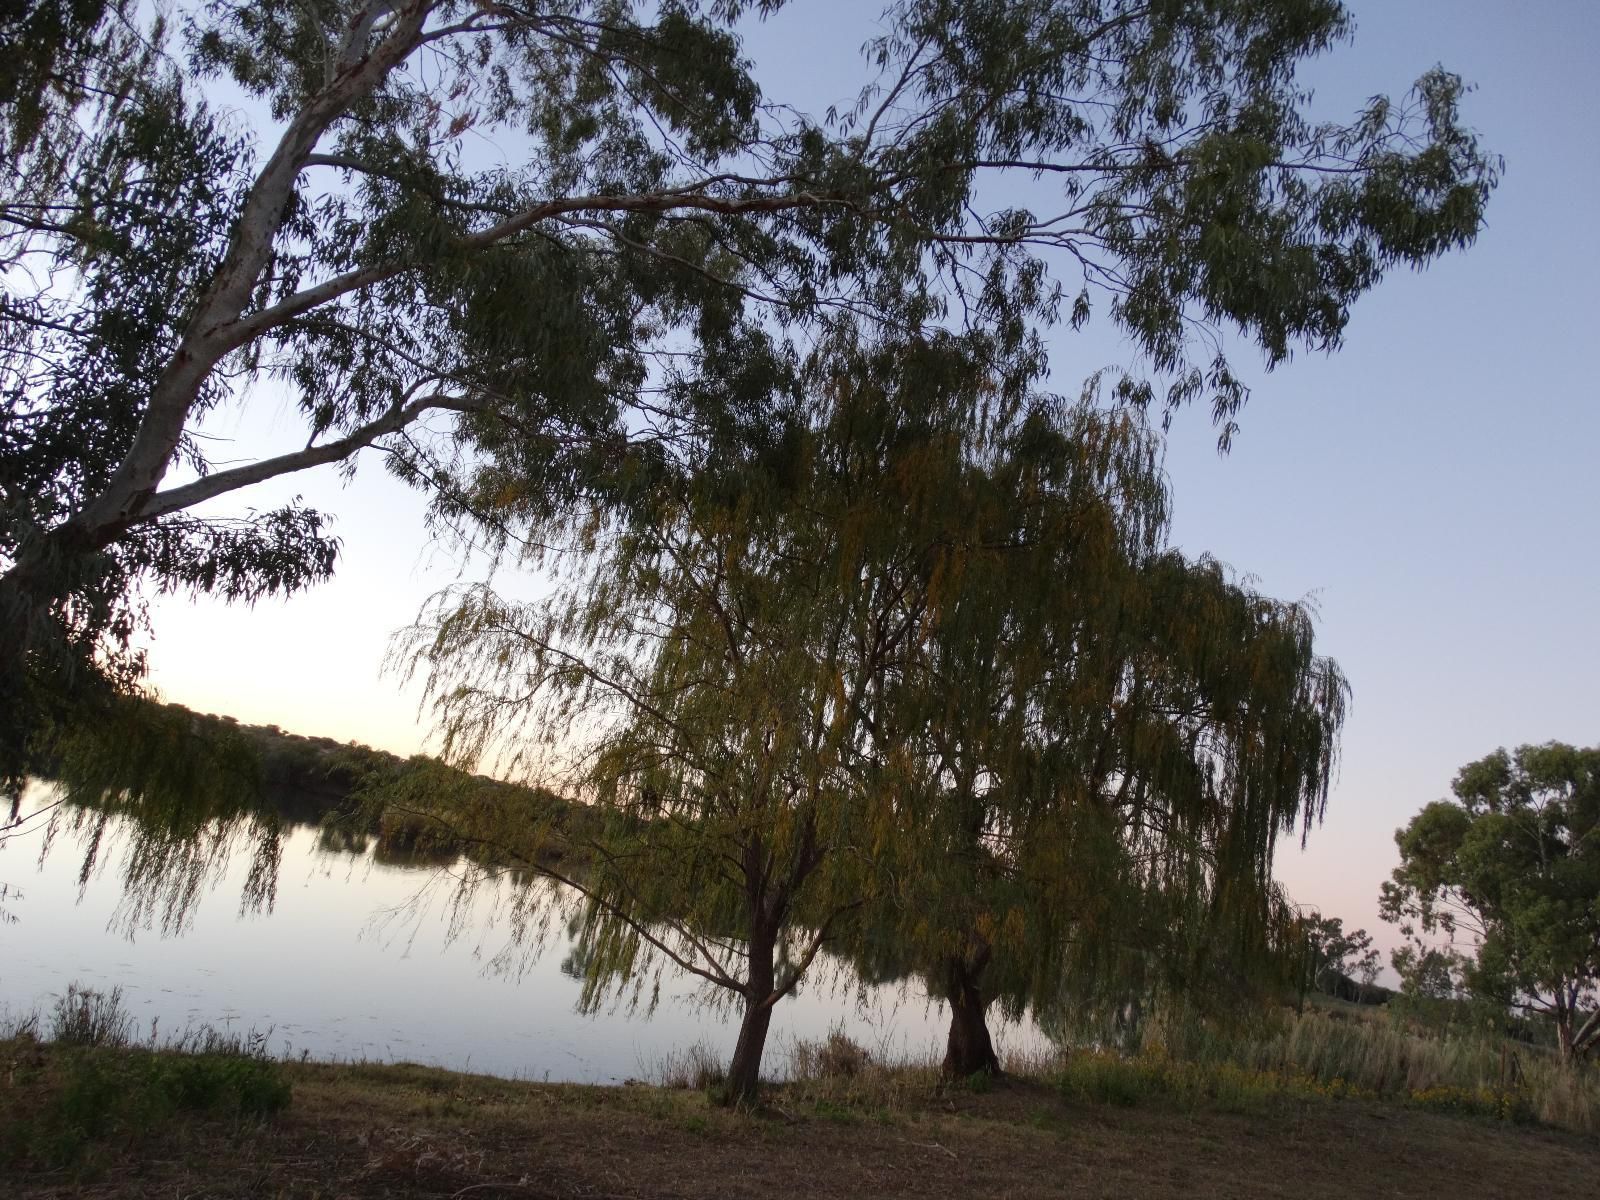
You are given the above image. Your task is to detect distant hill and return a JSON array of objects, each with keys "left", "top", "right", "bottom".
[{"left": 46, "top": 699, "right": 590, "bottom": 866}]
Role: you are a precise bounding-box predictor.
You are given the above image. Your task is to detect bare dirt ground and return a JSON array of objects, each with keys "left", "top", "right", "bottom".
[{"left": 9, "top": 1057, "right": 1599, "bottom": 1199}]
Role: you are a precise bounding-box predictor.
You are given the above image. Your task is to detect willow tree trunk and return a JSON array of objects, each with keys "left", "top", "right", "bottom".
[
  {"left": 722, "top": 921, "right": 777, "bottom": 1106},
  {"left": 725, "top": 994, "right": 774, "bottom": 1105},
  {"left": 942, "top": 956, "right": 1000, "bottom": 1078}
]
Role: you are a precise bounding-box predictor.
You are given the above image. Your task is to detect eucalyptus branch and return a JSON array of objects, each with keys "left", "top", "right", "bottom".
[{"left": 128, "top": 392, "right": 485, "bottom": 530}]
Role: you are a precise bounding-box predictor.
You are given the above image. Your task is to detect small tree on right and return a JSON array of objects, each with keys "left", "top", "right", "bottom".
[
  {"left": 1380, "top": 743, "right": 1600, "bottom": 1064},
  {"left": 1303, "top": 914, "right": 1381, "bottom": 992}
]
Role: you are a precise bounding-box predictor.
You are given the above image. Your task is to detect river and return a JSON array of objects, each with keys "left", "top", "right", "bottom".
[{"left": 0, "top": 792, "right": 1044, "bottom": 1083}]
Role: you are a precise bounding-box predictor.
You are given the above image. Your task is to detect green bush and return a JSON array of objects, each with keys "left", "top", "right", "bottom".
[
  {"left": 147, "top": 1051, "right": 293, "bottom": 1116},
  {"left": 1056, "top": 1054, "right": 1148, "bottom": 1107},
  {"left": 1, "top": 1033, "right": 292, "bottom": 1173}
]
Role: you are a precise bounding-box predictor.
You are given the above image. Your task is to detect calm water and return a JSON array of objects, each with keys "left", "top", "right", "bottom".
[{"left": 0, "top": 794, "right": 1043, "bottom": 1082}]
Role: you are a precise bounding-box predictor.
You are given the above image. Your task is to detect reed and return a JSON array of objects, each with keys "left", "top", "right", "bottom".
[{"left": 1136, "top": 1001, "right": 1598, "bottom": 1131}]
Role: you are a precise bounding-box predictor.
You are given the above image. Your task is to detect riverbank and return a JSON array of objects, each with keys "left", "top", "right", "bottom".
[{"left": 5, "top": 1035, "right": 1598, "bottom": 1199}]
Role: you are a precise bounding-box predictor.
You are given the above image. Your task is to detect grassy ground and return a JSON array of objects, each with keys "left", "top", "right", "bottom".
[{"left": 5, "top": 1038, "right": 1599, "bottom": 1199}]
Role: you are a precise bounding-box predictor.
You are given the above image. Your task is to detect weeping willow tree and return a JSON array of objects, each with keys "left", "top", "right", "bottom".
[
  {"left": 396, "top": 326, "right": 1100, "bottom": 1101},
  {"left": 2, "top": 695, "right": 282, "bottom": 936},
  {"left": 399, "top": 310, "right": 1348, "bottom": 1097},
  {"left": 835, "top": 400, "right": 1348, "bottom": 1075},
  {"left": 925, "top": 560, "right": 1345, "bottom": 1074}
]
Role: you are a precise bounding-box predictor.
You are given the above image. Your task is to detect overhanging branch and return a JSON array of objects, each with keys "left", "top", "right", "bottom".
[{"left": 131, "top": 392, "right": 486, "bottom": 527}]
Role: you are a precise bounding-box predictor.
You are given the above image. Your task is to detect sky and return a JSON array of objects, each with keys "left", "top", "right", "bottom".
[{"left": 144, "top": 0, "right": 1600, "bottom": 973}]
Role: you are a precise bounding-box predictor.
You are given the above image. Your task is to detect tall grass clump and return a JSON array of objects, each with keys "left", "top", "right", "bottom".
[
  {"left": 652, "top": 1040, "right": 727, "bottom": 1092},
  {"left": 790, "top": 1027, "right": 875, "bottom": 1080},
  {"left": 1055, "top": 1047, "right": 1378, "bottom": 1113},
  {"left": 1170, "top": 1005, "right": 1518, "bottom": 1094},
  {"left": 0, "top": 1006, "right": 41, "bottom": 1041},
  {"left": 779, "top": 1028, "right": 951, "bottom": 1117},
  {"left": 49, "top": 983, "right": 135, "bottom": 1048},
  {"left": 1057, "top": 1001, "right": 1600, "bottom": 1133}
]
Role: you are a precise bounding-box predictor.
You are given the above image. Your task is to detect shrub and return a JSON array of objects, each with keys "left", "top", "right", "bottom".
[
  {"left": 2, "top": 1045, "right": 293, "bottom": 1171},
  {"left": 2, "top": 994, "right": 292, "bottom": 1174},
  {"left": 791, "top": 1029, "right": 873, "bottom": 1080},
  {"left": 147, "top": 1051, "right": 293, "bottom": 1116}
]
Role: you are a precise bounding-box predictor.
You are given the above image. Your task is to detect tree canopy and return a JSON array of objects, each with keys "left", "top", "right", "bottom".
[
  {"left": 3, "top": 0, "right": 1498, "bottom": 806},
  {"left": 1381, "top": 743, "right": 1600, "bottom": 1063},
  {"left": 1299, "top": 913, "right": 1381, "bottom": 1002},
  {"left": 398, "top": 327, "right": 1058, "bottom": 1101},
  {"left": 392, "top": 311, "right": 1348, "bottom": 1095},
  {"left": 844, "top": 475, "right": 1347, "bottom": 1074}
]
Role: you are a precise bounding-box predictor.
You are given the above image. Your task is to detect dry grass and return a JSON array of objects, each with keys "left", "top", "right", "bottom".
[
  {"left": 5, "top": 1045, "right": 1597, "bottom": 1199},
  {"left": 649, "top": 1039, "right": 726, "bottom": 1091},
  {"left": 1156, "top": 1000, "right": 1600, "bottom": 1132},
  {"left": 5, "top": 1024, "right": 1599, "bottom": 1199},
  {"left": 776, "top": 1028, "right": 945, "bottom": 1116}
]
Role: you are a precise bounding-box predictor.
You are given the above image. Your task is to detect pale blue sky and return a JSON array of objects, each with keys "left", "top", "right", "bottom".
[{"left": 147, "top": 0, "right": 1600, "bottom": 968}]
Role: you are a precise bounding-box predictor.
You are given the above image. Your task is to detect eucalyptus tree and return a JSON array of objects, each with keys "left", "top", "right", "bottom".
[
  {"left": 1302, "top": 913, "right": 1381, "bottom": 992},
  {"left": 2, "top": 0, "right": 1498, "bottom": 812},
  {"left": 1381, "top": 743, "right": 1600, "bottom": 1064}
]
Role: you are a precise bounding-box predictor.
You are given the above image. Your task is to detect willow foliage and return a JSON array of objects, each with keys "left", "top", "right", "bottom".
[
  {"left": 837, "top": 388, "right": 1348, "bottom": 1073},
  {"left": 19, "top": 696, "right": 280, "bottom": 937},
  {"left": 399, "top": 314, "right": 1346, "bottom": 1094}
]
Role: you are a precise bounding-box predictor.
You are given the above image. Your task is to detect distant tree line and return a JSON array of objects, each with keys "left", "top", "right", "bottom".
[{"left": 16, "top": 697, "right": 588, "bottom": 929}]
